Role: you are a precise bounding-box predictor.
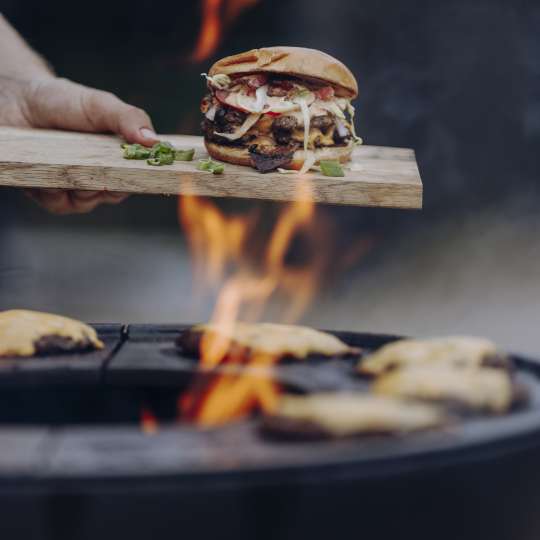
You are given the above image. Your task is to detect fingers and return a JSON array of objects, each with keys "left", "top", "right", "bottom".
[
  {"left": 80, "top": 87, "right": 159, "bottom": 145},
  {"left": 24, "top": 188, "right": 129, "bottom": 215},
  {"left": 25, "top": 78, "right": 158, "bottom": 145}
]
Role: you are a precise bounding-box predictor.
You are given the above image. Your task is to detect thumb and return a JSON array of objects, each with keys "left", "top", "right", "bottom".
[{"left": 26, "top": 78, "right": 159, "bottom": 145}]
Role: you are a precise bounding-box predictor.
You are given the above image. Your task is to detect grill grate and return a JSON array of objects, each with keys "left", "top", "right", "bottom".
[{"left": 1, "top": 324, "right": 540, "bottom": 484}]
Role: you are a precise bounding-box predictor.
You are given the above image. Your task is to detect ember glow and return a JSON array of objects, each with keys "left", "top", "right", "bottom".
[
  {"left": 178, "top": 177, "right": 328, "bottom": 426},
  {"left": 191, "top": 0, "right": 260, "bottom": 62}
]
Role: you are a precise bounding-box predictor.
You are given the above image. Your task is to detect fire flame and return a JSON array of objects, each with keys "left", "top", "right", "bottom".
[
  {"left": 191, "top": 0, "right": 260, "bottom": 62},
  {"left": 140, "top": 407, "right": 158, "bottom": 435},
  {"left": 178, "top": 177, "right": 325, "bottom": 426}
]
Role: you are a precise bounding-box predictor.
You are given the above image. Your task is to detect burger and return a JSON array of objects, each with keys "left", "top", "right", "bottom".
[{"left": 200, "top": 46, "right": 361, "bottom": 174}]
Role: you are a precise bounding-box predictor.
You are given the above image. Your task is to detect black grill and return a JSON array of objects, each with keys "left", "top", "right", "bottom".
[{"left": 2, "top": 324, "right": 540, "bottom": 540}]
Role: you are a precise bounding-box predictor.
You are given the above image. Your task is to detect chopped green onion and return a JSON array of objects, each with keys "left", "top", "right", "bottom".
[
  {"left": 150, "top": 141, "right": 175, "bottom": 157},
  {"left": 197, "top": 158, "right": 224, "bottom": 174},
  {"left": 122, "top": 143, "right": 151, "bottom": 159},
  {"left": 175, "top": 148, "right": 195, "bottom": 161},
  {"left": 210, "top": 163, "right": 224, "bottom": 174},
  {"left": 147, "top": 153, "right": 175, "bottom": 166},
  {"left": 121, "top": 140, "right": 198, "bottom": 168},
  {"left": 319, "top": 160, "right": 345, "bottom": 177},
  {"left": 160, "top": 152, "right": 175, "bottom": 165}
]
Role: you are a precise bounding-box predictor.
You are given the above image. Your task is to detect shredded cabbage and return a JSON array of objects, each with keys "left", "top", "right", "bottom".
[
  {"left": 298, "top": 99, "right": 311, "bottom": 154},
  {"left": 336, "top": 98, "right": 349, "bottom": 110},
  {"left": 201, "top": 73, "right": 231, "bottom": 90},
  {"left": 234, "top": 85, "right": 269, "bottom": 113},
  {"left": 346, "top": 102, "right": 363, "bottom": 145},
  {"left": 264, "top": 97, "right": 298, "bottom": 114},
  {"left": 299, "top": 150, "right": 317, "bottom": 175},
  {"left": 205, "top": 105, "right": 217, "bottom": 121},
  {"left": 314, "top": 99, "right": 346, "bottom": 120},
  {"left": 335, "top": 119, "right": 348, "bottom": 138},
  {"left": 214, "top": 113, "right": 261, "bottom": 141}
]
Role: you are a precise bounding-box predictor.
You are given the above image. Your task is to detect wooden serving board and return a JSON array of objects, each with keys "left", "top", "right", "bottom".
[{"left": 0, "top": 127, "right": 422, "bottom": 208}]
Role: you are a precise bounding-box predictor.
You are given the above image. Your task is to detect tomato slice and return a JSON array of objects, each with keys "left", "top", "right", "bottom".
[
  {"left": 315, "top": 86, "right": 335, "bottom": 100},
  {"left": 215, "top": 90, "right": 249, "bottom": 112},
  {"left": 245, "top": 74, "right": 268, "bottom": 89}
]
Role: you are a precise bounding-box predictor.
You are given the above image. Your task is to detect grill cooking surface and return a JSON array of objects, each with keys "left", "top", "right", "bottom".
[{"left": 1, "top": 324, "right": 540, "bottom": 487}]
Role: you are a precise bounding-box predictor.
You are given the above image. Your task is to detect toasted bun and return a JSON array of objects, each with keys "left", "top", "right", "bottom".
[
  {"left": 204, "top": 140, "right": 353, "bottom": 170},
  {"left": 209, "top": 46, "right": 358, "bottom": 99}
]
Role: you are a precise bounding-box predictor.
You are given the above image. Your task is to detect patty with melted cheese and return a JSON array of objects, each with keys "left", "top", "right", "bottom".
[
  {"left": 177, "top": 322, "right": 361, "bottom": 361},
  {"left": 263, "top": 393, "right": 448, "bottom": 439},
  {"left": 0, "top": 309, "right": 104, "bottom": 357},
  {"left": 359, "top": 336, "right": 509, "bottom": 376},
  {"left": 372, "top": 365, "right": 522, "bottom": 414}
]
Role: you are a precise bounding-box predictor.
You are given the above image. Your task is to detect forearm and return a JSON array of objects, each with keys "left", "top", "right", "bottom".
[
  {"left": 0, "top": 13, "right": 156, "bottom": 214},
  {"left": 0, "top": 13, "right": 53, "bottom": 80}
]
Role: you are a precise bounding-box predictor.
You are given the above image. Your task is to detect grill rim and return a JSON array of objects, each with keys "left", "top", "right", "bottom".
[{"left": 1, "top": 323, "right": 540, "bottom": 490}]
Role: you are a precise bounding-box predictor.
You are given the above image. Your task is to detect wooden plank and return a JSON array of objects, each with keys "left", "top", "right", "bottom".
[{"left": 0, "top": 127, "right": 422, "bottom": 208}]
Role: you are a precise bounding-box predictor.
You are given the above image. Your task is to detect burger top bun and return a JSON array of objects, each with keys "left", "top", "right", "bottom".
[{"left": 209, "top": 46, "right": 358, "bottom": 99}]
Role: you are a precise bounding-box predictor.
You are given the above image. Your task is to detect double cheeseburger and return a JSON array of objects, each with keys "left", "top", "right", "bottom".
[{"left": 200, "top": 46, "right": 361, "bottom": 173}]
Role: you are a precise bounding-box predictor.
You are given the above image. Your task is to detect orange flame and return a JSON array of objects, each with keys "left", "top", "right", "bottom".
[
  {"left": 181, "top": 352, "right": 280, "bottom": 426},
  {"left": 191, "top": 0, "right": 260, "bottom": 62},
  {"left": 179, "top": 194, "right": 254, "bottom": 289},
  {"left": 178, "top": 176, "right": 326, "bottom": 426},
  {"left": 140, "top": 407, "right": 158, "bottom": 435}
]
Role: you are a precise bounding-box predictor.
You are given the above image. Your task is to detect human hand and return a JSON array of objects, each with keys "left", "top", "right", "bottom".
[{"left": 1, "top": 75, "right": 158, "bottom": 214}]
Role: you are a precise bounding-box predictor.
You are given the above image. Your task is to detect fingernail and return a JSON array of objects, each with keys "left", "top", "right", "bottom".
[{"left": 140, "top": 128, "right": 157, "bottom": 141}]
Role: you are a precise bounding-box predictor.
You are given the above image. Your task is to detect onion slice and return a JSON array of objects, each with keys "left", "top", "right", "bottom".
[
  {"left": 335, "top": 119, "right": 348, "bottom": 138},
  {"left": 264, "top": 97, "right": 299, "bottom": 114},
  {"left": 346, "top": 102, "right": 363, "bottom": 144},
  {"left": 317, "top": 100, "right": 346, "bottom": 120},
  {"left": 201, "top": 73, "right": 231, "bottom": 90},
  {"left": 236, "top": 85, "right": 268, "bottom": 113},
  {"left": 299, "top": 150, "right": 317, "bottom": 174},
  {"left": 297, "top": 99, "right": 311, "bottom": 154},
  {"left": 205, "top": 105, "right": 217, "bottom": 121},
  {"left": 214, "top": 113, "right": 261, "bottom": 141}
]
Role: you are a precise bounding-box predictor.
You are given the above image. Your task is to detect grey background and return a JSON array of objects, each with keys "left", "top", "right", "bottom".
[{"left": 1, "top": 0, "right": 539, "bottom": 354}]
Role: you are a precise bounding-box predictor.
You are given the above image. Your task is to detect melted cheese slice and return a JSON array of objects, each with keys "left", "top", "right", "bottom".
[
  {"left": 271, "top": 393, "right": 446, "bottom": 436},
  {"left": 292, "top": 127, "right": 336, "bottom": 147},
  {"left": 373, "top": 366, "right": 514, "bottom": 413},
  {"left": 192, "top": 322, "right": 358, "bottom": 359},
  {"left": 359, "top": 336, "right": 501, "bottom": 375},
  {"left": 0, "top": 309, "right": 104, "bottom": 357}
]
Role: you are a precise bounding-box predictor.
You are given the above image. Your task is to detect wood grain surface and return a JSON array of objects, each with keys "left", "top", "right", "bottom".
[{"left": 0, "top": 127, "right": 422, "bottom": 208}]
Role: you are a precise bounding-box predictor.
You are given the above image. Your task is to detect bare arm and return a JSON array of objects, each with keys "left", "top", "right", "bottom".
[
  {"left": 0, "top": 14, "right": 52, "bottom": 79},
  {"left": 0, "top": 13, "right": 158, "bottom": 214}
]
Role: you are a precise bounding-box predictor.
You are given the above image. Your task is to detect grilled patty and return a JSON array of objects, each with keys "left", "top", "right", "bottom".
[{"left": 201, "top": 96, "right": 351, "bottom": 150}]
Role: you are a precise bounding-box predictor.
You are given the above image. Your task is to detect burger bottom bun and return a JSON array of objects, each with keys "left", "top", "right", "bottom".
[{"left": 204, "top": 140, "right": 353, "bottom": 170}]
